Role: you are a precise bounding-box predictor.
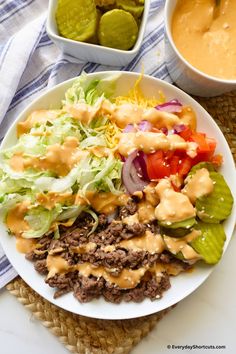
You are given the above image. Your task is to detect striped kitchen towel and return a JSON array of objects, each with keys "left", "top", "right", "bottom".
[{"left": 0, "top": 0, "right": 170, "bottom": 288}]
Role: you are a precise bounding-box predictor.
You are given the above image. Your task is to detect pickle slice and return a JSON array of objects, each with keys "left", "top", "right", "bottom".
[
  {"left": 95, "top": 0, "right": 116, "bottom": 6},
  {"left": 159, "top": 217, "right": 196, "bottom": 230},
  {"left": 196, "top": 171, "right": 233, "bottom": 223},
  {"left": 161, "top": 226, "right": 192, "bottom": 238},
  {"left": 116, "top": 0, "right": 144, "bottom": 18},
  {"left": 56, "top": 0, "right": 97, "bottom": 42},
  {"left": 98, "top": 9, "right": 138, "bottom": 50},
  {"left": 191, "top": 222, "right": 226, "bottom": 264},
  {"left": 189, "top": 162, "right": 216, "bottom": 176},
  {"left": 87, "top": 9, "right": 102, "bottom": 45}
]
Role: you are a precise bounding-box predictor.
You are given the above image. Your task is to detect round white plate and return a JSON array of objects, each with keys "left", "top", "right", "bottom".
[{"left": 0, "top": 72, "right": 236, "bottom": 319}]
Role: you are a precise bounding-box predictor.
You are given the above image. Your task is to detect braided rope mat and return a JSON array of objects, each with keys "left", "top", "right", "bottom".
[{"left": 6, "top": 91, "right": 236, "bottom": 354}]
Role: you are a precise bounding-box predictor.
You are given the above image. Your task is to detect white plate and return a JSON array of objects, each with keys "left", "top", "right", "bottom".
[{"left": 0, "top": 72, "right": 236, "bottom": 320}]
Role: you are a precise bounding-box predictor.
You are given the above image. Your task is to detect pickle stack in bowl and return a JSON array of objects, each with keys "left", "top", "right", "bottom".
[{"left": 56, "top": 0, "right": 145, "bottom": 50}]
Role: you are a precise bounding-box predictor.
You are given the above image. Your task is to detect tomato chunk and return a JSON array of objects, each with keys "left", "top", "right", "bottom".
[
  {"left": 189, "top": 132, "right": 209, "bottom": 152},
  {"left": 170, "top": 155, "right": 180, "bottom": 175},
  {"left": 146, "top": 151, "right": 171, "bottom": 179},
  {"left": 178, "top": 156, "right": 192, "bottom": 177},
  {"left": 178, "top": 126, "right": 192, "bottom": 140}
]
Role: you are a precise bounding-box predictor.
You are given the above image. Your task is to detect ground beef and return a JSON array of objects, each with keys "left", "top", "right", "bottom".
[
  {"left": 25, "top": 235, "right": 52, "bottom": 261},
  {"left": 76, "top": 249, "right": 160, "bottom": 271},
  {"left": 74, "top": 276, "right": 105, "bottom": 302},
  {"left": 89, "top": 221, "right": 146, "bottom": 246},
  {"left": 102, "top": 272, "right": 171, "bottom": 304},
  {"left": 34, "top": 259, "right": 48, "bottom": 275},
  {"left": 46, "top": 271, "right": 78, "bottom": 298},
  {"left": 25, "top": 201, "right": 191, "bottom": 304},
  {"left": 119, "top": 199, "right": 138, "bottom": 218}
]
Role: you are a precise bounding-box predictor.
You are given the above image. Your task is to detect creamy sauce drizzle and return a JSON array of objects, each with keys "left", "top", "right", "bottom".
[
  {"left": 172, "top": 0, "right": 236, "bottom": 79},
  {"left": 137, "top": 201, "right": 156, "bottom": 223},
  {"left": 118, "top": 131, "right": 197, "bottom": 157},
  {"left": 72, "top": 230, "right": 165, "bottom": 255},
  {"left": 16, "top": 237, "right": 36, "bottom": 253},
  {"left": 6, "top": 201, "right": 30, "bottom": 237},
  {"left": 66, "top": 99, "right": 195, "bottom": 130},
  {"left": 122, "top": 213, "right": 140, "bottom": 225},
  {"left": 6, "top": 192, "right": 130, "bottom": 239},
  {"left": 10, "top": 137, "right": 86, "bottom": 176},
  {"left": 17, "top": 110, "right": 61, "bottom": 137},
  {"left": 183, "top": 168, "right": 214, "bottom": 203},
  {"left": 77, "top": 263, "right": 147, "bottom": 289},
  {"left": 46, "top": 256, "right": 184, "bottom": 289},
  {"left": 163, "top": 230, "right": 202, "bottom": 260},
  {"left": 177, "top": 106, "right": 197, "bottom": 131},
  {"left": 155, "top": 179, "right": 196, "bottom": 223},
  {"left": 143, "top": 183, "right": 160, "bottom": 206},
  {"left": 119, "top": 230, "right": 165, "bottom": 254},
  {"left": 109, "top": 103, "right": 181, "bottom": 129},
  {"left": 47, "top": 255, "right": 71, "bottom": 278},
  {"left": 76, "top": 192, "right": 130, "bottom": 215},
  {"left": 65, "top": 100, "right": 102, "bottom": 125}
]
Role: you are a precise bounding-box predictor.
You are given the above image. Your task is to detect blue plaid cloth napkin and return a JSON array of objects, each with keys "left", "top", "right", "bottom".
[{"left": 0, "top": 0, "right": 170, "bottom": 288}]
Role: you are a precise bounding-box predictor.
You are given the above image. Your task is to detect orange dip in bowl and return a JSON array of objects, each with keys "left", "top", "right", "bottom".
[{"left": 172, "top": 0, "right": 236, "bottom": 80}]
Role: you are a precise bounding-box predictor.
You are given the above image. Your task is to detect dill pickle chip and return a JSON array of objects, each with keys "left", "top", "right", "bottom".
[
  {"left": 116, "top": 0, "right": 144, "bottom": 18},
  {"left": 191, "top": 222, "right": 226, "bottom": 264},
  {"left": 161, "top": 226, "right": 191, "bottom": 238},
  {"left": 56, "top": 0, "right": 97, "bottom": 42},
  {"left": 87, "top": 9, "right": 102, "bottom": 45},
  {"left": 98, "top": 9, "right": 138, "bottom": 50},
  {"left": 159, "top": 217, "right": 196, "bottom": 230},
  {"left": 189, "top": 162, "right": 216, "bottom": 176},
  {"left": 95, "top": 0, "right": 116, "bottom": 6},
  {"left": 196, "top": 171, "right": 234, "bottom": 223}
]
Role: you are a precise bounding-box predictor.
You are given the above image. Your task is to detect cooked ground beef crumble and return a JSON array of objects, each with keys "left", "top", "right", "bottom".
[{"left": 25, "top": 199, "right": 191, "bottom": 303}]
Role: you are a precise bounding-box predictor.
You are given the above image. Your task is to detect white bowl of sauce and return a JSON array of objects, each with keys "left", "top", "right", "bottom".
[{"left": 165, "top": 0, "right": 236, "bottom": 97}]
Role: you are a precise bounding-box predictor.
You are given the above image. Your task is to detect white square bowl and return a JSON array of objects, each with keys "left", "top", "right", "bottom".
[{"left": 46, "top": 0, "right": 150, "bottom": 66}]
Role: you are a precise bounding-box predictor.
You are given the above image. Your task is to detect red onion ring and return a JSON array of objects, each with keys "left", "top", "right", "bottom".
[
  {"left": 156, "top": 99, "right": 182, "bottom": 113},
  {"left": 122, "top": 150, "right": 149, "bottom": 195}
]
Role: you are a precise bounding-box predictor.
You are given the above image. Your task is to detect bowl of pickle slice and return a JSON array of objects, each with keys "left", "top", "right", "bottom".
[{"left": 46, "top": 0, "right": 150, "bottom": 65}]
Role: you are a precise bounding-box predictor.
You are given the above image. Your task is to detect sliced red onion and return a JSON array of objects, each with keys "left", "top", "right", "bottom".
[
  {"left": 122, "top": 150, "right": 148, "bottom": 195},
  {"left": 123, "top": 121, "right": 152, "bottom": 133},
  {"left": 156, "top": 99, "right": 182, "bottom": 113},
  {"left": 173, "top": 124, "right": 187, "bottom": 134},
  {"left": 161, "top": 127, "right": 168, "bottom": 135},
  {"left": 133, "top": 151, "right": 149, "bottom": 181},
  {"left": 138, "top": 120, "right": 153, "bottom": 132},
  {"left": 123, "top": 124, "right": 136, "bottom": 133}
]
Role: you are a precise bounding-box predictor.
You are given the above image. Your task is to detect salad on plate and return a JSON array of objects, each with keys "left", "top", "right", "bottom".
[{"left": 0, "top": 73, "right": 233, "bottom": 303}]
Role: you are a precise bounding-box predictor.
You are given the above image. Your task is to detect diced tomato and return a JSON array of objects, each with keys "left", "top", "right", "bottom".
[
  {"left": 189, "top": 132, "right": 209, "bottom": 153},
  {"left": 178, "top": 126, "right": 192, "bottom": 140},
  {"left": 170, "top": 155, "right": 180, "bottom": 175},
  {"left": 146, "top": 150, "right": 171, "bottom": 179},
  {"left": 206, "top": 137, "right": 217, "bottom": 152},
  {"left": 146, "top": 130, "right": 217, "bottom": 180},
  {"left": 178, "top": 156, "right": 192, "bottom": 177},
  {"left": 147, "top": 150, "right": 194, "bottom": 180},
  {"left": 165, "top": 150, "right": 175, "bottom": 160},
  {"left": 211, "top": 154, "right": 223, "bottom": 167}
]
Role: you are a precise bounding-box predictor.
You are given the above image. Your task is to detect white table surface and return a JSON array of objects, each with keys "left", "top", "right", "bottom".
[{"left": 0, "top": 232, "right": 235, "bottom": 354}]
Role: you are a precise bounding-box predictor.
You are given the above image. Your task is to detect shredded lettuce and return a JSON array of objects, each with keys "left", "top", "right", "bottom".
[
  {"left": 24, "top": 205, "right": 61, "bottom": 239},
  {"left": 0, "top": 73, "right": 123, "bottom": 239},
  {"left": 63, "top": 72, "right": 120, "bottom": 106}
]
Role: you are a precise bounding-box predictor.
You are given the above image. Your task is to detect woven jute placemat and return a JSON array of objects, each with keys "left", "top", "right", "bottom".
[{"left": 6, "top": 91, "right": 236, "bottom": 354}]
